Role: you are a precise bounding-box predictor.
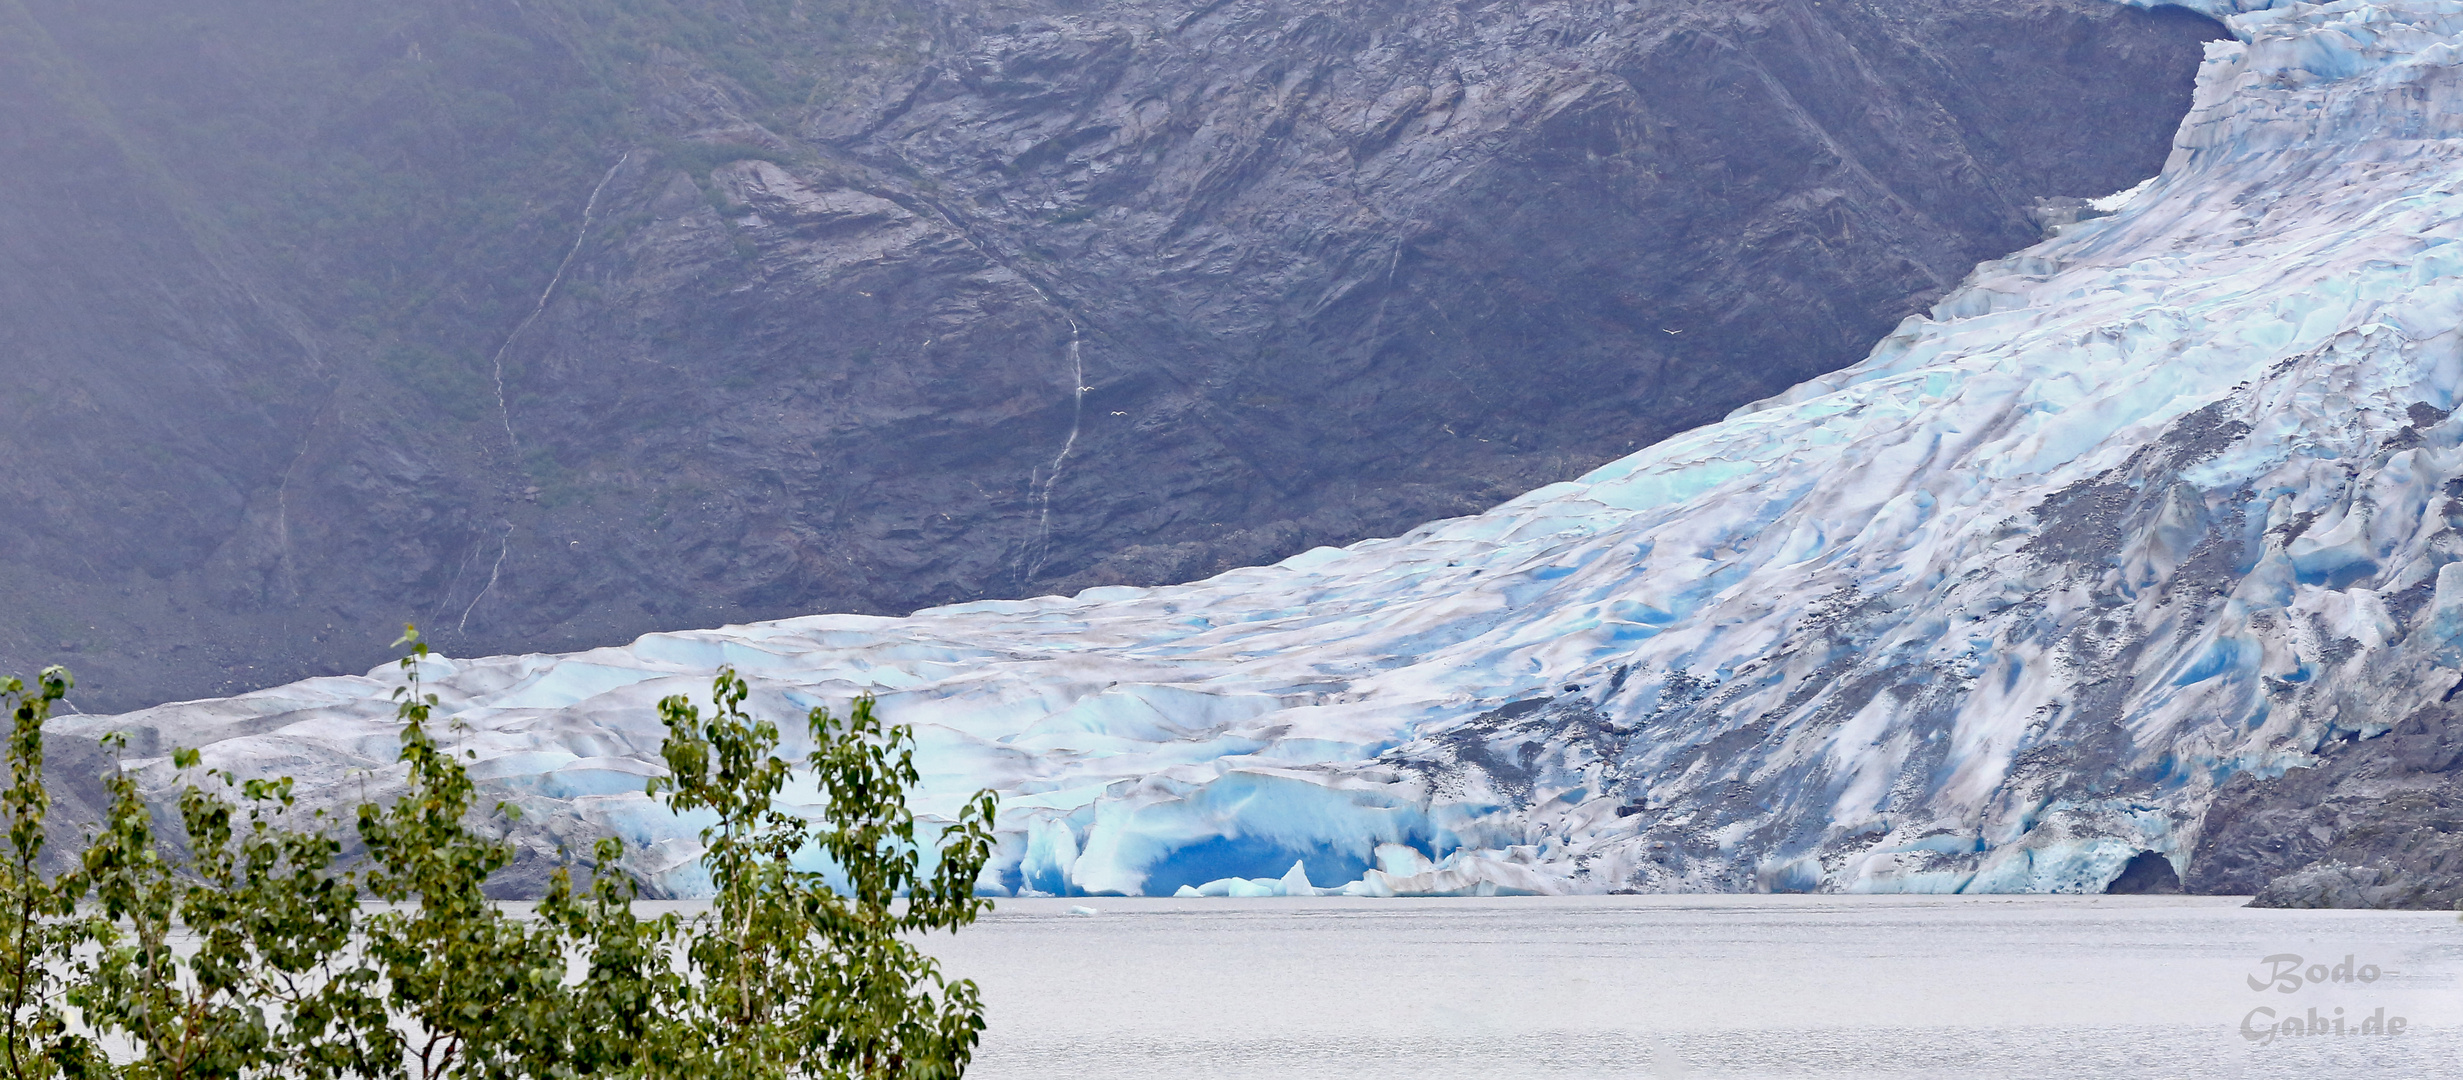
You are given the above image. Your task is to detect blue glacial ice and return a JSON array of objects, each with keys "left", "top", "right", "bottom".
[{"left": 59, "top": 0, "right": 2463, "bottom": 897}]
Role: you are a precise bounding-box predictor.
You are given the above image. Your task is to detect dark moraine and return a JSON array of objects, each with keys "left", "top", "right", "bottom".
[{"left": 2189, "top": 701, "right": 2463, "bottom": 909}]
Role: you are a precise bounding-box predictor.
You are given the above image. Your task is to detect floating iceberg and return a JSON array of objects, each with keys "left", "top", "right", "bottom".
[{"left": 59, "top": 0, "right": 2463, "bottom": 897}]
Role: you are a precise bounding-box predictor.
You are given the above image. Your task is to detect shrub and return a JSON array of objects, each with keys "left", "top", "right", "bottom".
[
  {"left": 0, "top": 668, "right": 88, "bottom": 1078},
  {"left": 649, "top": 670, "right": 997, "bottom": 1078},
  {"left": 0, "top": 627, "right": 997, "bottom": 1079}
]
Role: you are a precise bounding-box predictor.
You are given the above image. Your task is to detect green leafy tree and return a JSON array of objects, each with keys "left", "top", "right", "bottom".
[
  {"left": 0, "top": 668, "right": 93, "bottom": 1079},
  {"left": 167, "top": 768, "right": 392, "bottom": 1080},
  {"left": 353, "top": 629, "right": 574, "bottom": 1080},
  {"left": 531, "top": 836, "right": 680, "bottom": 1078},
  {"left": 4, "top": 633, "right": 999, "bottom": 1080},
  {"left": 72, "top": 738, "right": 392, "bottom": 1080},
  {"left": 649, "top": 669, "right": 997, "bottom": 1079}
]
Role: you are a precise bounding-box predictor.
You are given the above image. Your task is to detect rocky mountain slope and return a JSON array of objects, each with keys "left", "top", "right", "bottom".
[
  {"left": 59, "top": 0, "right": 2463, "bottom": 908},
  {"left": 0, "top": 0, "right": 2221, "bottom": 711}
]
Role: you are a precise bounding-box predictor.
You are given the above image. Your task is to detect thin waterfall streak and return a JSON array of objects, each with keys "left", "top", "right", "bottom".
[
  {"left": 274, "top": 495, "right": 294, "bottom": 600},
  {"left": 1028, "top": 321, "right": 1086, "bottom": 581},
  {"left": 458, "top": 526, "right": 511, "bottom": 634},
  {"left": 273, "top": 467, "right": 302, "bottom": 600},
  {"left": 490, "top": 150, "right": 629, "bottom": 454},
  {"left": 268, "top": 399, "right": 330, "bottom": 601},
  {"left": 459, "top": 151, "right": 625, "bottom": 636},
  {"left": 433, "top": 538, "right": 481, "bottom": 624}
]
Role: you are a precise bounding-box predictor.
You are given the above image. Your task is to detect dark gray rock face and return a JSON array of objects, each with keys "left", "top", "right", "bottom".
[
  {"left": 0, "top": 0, "right": 2223, "bottom": 711},
  {"left": 2189, "top": 704, "right": 2463, "bottom": 909}
]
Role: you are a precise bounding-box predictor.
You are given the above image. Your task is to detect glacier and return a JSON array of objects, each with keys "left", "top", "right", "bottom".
[{"left": 56, "top": 0, "right": 2463, "bottom": 898}]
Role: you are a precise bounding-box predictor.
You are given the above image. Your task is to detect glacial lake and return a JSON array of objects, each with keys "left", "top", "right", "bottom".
[{"left": 928, "top": 895, "right": 2463, "bottom": 1080}]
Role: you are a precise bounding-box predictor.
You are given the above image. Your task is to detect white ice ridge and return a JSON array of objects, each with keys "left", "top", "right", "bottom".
[{"left": 60, "top": 0, "right": 2463, "bottom": 897}]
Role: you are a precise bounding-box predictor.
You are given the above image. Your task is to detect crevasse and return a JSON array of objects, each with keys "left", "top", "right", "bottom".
[{"left": 66, "top": 0, "right": 2463, "bottom": 897}]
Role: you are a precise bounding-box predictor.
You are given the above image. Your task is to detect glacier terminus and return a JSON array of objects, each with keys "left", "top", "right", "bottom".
[{"left": 60, "top": 0, "right": 2463, "bottom": 903}]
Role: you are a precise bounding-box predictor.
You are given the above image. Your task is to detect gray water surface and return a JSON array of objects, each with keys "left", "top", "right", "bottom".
[{"left": 930, "top": 895, "right": 2463, "bottom": 1079}]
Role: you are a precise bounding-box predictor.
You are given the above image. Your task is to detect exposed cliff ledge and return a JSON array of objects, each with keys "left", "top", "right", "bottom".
[
  {"left": 0, "top": 0, "right": 2222, "bottom": 711},
  {"left": 2190, "top": 702, "right": 2463, "bottom": 909}
]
